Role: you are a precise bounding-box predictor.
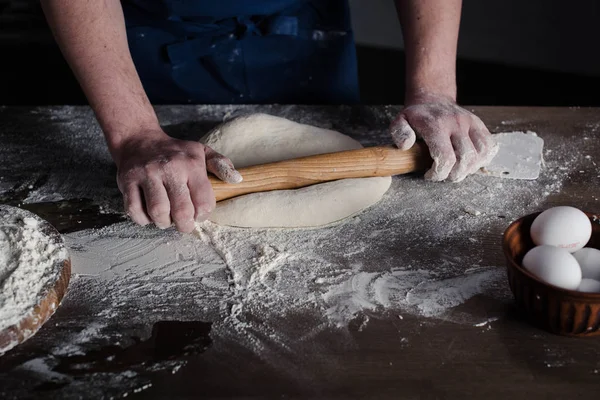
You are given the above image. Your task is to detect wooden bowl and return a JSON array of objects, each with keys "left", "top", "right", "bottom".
[
  {"left": 503, "top": 211, "right": 600, "bottom": 336},
  {"left": 0, "top": 206, "right": 71, "bottom": 355}
]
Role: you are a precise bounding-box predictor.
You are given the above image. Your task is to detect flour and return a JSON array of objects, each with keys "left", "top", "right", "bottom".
[
  {"left": 64, "top": 162, "right": 555, "bottom": 340},
  {"left": 2, "top": 105, "right": 597, "bottom": 397},
  {"left": 478, "top": 131, "right": 544, "bottom": 179},
  {"left": 0, "top": 205, "right": 68, "bottom": 354},
  {"left": 59, "top": 114, "right": 585, "bottom": 349}
]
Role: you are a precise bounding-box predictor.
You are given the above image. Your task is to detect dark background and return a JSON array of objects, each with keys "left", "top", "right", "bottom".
[{"left": 1, "top": 0, "right": 599, "bottom": 106}]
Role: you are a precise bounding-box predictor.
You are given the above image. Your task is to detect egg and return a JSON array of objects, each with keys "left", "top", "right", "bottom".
[
  {"left": 530, "top": 206, "right": 591, "bottom": 252},
  {"left": 522, "top": 245, "right": 582, "bottom": 290},
  {"left": 573, "top": 247, "right": 600, "bottom": 280},
  {"left": 577, "top": 278, "right": 600, "bottom": 293}
]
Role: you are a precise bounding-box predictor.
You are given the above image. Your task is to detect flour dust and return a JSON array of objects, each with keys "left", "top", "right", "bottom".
[{"left": 2, "top": 105, "right": 598, "bottom": 397}]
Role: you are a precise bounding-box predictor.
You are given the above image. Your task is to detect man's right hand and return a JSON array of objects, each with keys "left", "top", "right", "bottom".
[
  {"left": 113, "top": 129, "right": 242, "bottom": 233},
  {"left": 41, "top": 1, "right": 242, "bottom": 233}
]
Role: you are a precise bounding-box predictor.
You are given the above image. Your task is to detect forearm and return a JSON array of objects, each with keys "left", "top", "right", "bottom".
[
  {"left": 395, "top": 0, "right": 461, "bottom": 103},
  {"left": 41, "top": 0, "right": 159, "bottom": 158}
]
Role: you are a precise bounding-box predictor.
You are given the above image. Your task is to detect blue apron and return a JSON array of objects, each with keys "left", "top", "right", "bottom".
[{"left": 122, "top": 0, "right": 360, "bottom": 104}]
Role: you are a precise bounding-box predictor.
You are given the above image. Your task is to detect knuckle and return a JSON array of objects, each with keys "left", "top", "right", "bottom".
[
  {"left": 195, "top": 182, "right": 215, "bottom": 200},
  {"left": 142, "top": 163, "right": 162, "bottom": 178},
  {"left": 166, "top": 163, "right": 193, "bottom": 179},
  {"left": 125, "top": 202, "right": 143, "bottom": 216},
  {"left": 168, "top": 175, "right": 189, "bottom": 190},
  {"left": 172, "top": 206, "right": 194, "bottom": 222},
  {"left": 207, "top": 153, "right": 229, "bottom": 168},
  {"left": 196, "top": 196, "right": 216, "bottom": 213},
  {"left": 475, "top": 139, "right": 489, "bottom": 153},
  {"left": 457, "top": 149, "right": 476, "bottom": 163},
  {"left": 120, "top": 168, "right": 142, "bottom": 184},
  {"left": 168, "top": 151, "right": 189, "bottom": 164},
  {"left": 165, "top": 179, "right": 188, "bottom": 193},
  {"left": 441, "top": 154, "right": 457, "bottom": 171},
  {"left": 456, "top": 116, "right": 471, "bottom": 131},
  {"left": 417, "top": 113, "right": 436, "bottom": 126},
  {"left": 147, "top": 203, "right": 170, "bottom": 219}
]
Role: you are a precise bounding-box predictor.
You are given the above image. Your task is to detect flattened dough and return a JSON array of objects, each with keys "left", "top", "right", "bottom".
[{"left": 201, "top": 114, "right": 392, "bottom": 228}]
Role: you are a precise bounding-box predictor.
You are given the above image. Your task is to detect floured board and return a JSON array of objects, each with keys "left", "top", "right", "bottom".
[{"left": 478, "top": 131, "right": 544, "bottom": 180}]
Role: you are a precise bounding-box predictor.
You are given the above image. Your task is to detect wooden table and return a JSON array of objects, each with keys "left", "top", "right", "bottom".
[{"left": 1, "top": 106, "right": 600, "bottom": 399}]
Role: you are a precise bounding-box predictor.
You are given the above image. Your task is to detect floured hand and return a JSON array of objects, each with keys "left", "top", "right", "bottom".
[
  {"left": 113, "top": 129, "right": 242, "bottom": 233},
  {"left": 390, "top": 93, "right": 498, "bottom": 182}
]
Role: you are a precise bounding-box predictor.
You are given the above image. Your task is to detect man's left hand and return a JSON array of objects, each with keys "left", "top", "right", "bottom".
[{"left": 390, "top": 93, "right": 498, "bottom": 182}]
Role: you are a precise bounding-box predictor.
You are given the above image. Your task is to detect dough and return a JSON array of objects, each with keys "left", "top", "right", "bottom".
[{"left": 201, "top": 114, "right": 392, "bottom": 228}]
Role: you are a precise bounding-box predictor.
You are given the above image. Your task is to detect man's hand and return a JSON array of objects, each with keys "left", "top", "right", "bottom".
[
  {"left": 41, "top": 1, "right": 242, "bottom": 232},
  {"left": 390, "top": 93, "right": 498, "bottom": 182},
  {"left": 114, "top": 129, "right": 242, "bottom": 233},
  {"left": 392, "top": 1, "right": 498, "bottom": 181}
]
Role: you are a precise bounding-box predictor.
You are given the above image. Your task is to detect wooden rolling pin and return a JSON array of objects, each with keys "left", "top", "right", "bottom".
[{"left": 209, "top": 142, "right": 433, "bottom": 202}]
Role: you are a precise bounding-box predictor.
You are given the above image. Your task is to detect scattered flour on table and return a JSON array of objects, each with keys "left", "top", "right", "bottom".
[
  {"left": 58, "top": 109, "right": 594, "bottom": 355},
  {"left": 3, "top": 105, "right": 599, "bottom": 397},
  {"left": 63, "top": 143, "right": 570, "bottom": 348},
  {"left": 0, "top": 206, "right": 68, "bottom": 354}
]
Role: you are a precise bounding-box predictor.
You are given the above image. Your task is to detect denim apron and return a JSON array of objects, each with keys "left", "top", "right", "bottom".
[{"left": 122, "top": 0, "right": 360, "bottom": 104}]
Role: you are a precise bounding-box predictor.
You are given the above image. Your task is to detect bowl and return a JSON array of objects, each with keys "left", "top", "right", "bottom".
[{"left": 503, "top": 211, "right": 600, "bottom": 336}]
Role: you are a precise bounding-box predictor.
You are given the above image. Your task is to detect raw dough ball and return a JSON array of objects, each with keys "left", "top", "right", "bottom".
[
  {"left": 201, "top": 114, "right": 392, "bottom": 228},
  {"left": 522, "top": 245, "right": 582, "bottom": 290},
  {"left": 530, "top": 206, "right": 591, "bottom": 252},
  {"left": 577, "top": 278, "right": 600, "bottom": 293},
  {"left": 573, "top": 247, "right": 600, "bottom": 280}
]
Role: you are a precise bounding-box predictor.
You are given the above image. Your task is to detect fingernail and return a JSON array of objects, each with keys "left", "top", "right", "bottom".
[
  {"left": 391, "top": 131, "right": 415, "bottom": 151},
  {"left": 229, "top": 170, "right": 243, "bottom": 184}
]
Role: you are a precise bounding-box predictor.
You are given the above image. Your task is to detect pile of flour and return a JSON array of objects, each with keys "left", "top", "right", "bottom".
[{"left": 0, "top": 206, "right": 68, "bottom": 353}]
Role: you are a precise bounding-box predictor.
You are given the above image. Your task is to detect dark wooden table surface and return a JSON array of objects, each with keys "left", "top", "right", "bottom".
[{"left": 1, "top": 106, "right": 600, "bottom": 399}]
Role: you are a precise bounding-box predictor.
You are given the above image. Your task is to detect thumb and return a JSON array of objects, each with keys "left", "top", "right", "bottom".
[
  {"left": 390, "top": 114, "right": 417, "bottom": 150},
  {"left": 204, "top": 146, "right": 243, "bottom": 184}
]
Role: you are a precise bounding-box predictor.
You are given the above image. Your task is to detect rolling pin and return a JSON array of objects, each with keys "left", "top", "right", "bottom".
[{"left": 209, "top": 142, "right": 433, "bottom": 202}]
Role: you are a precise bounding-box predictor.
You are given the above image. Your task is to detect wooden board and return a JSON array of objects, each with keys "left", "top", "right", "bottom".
[{"left": 0, "top": 206, "right": 71, "bottom": 355}]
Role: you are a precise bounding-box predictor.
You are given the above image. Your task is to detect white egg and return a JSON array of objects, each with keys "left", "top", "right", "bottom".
[
  {"left": 522, "top": 245, "right": 582, "bottom": 290},
  {"left": 577, "top": 278, "right": 600, "bottom": 293},
  {"left": 530, "top": 206, "right": 592, "bottom": 252},
  {"left": 573, "top": 247, "right": 600, "bottom": 280}
]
